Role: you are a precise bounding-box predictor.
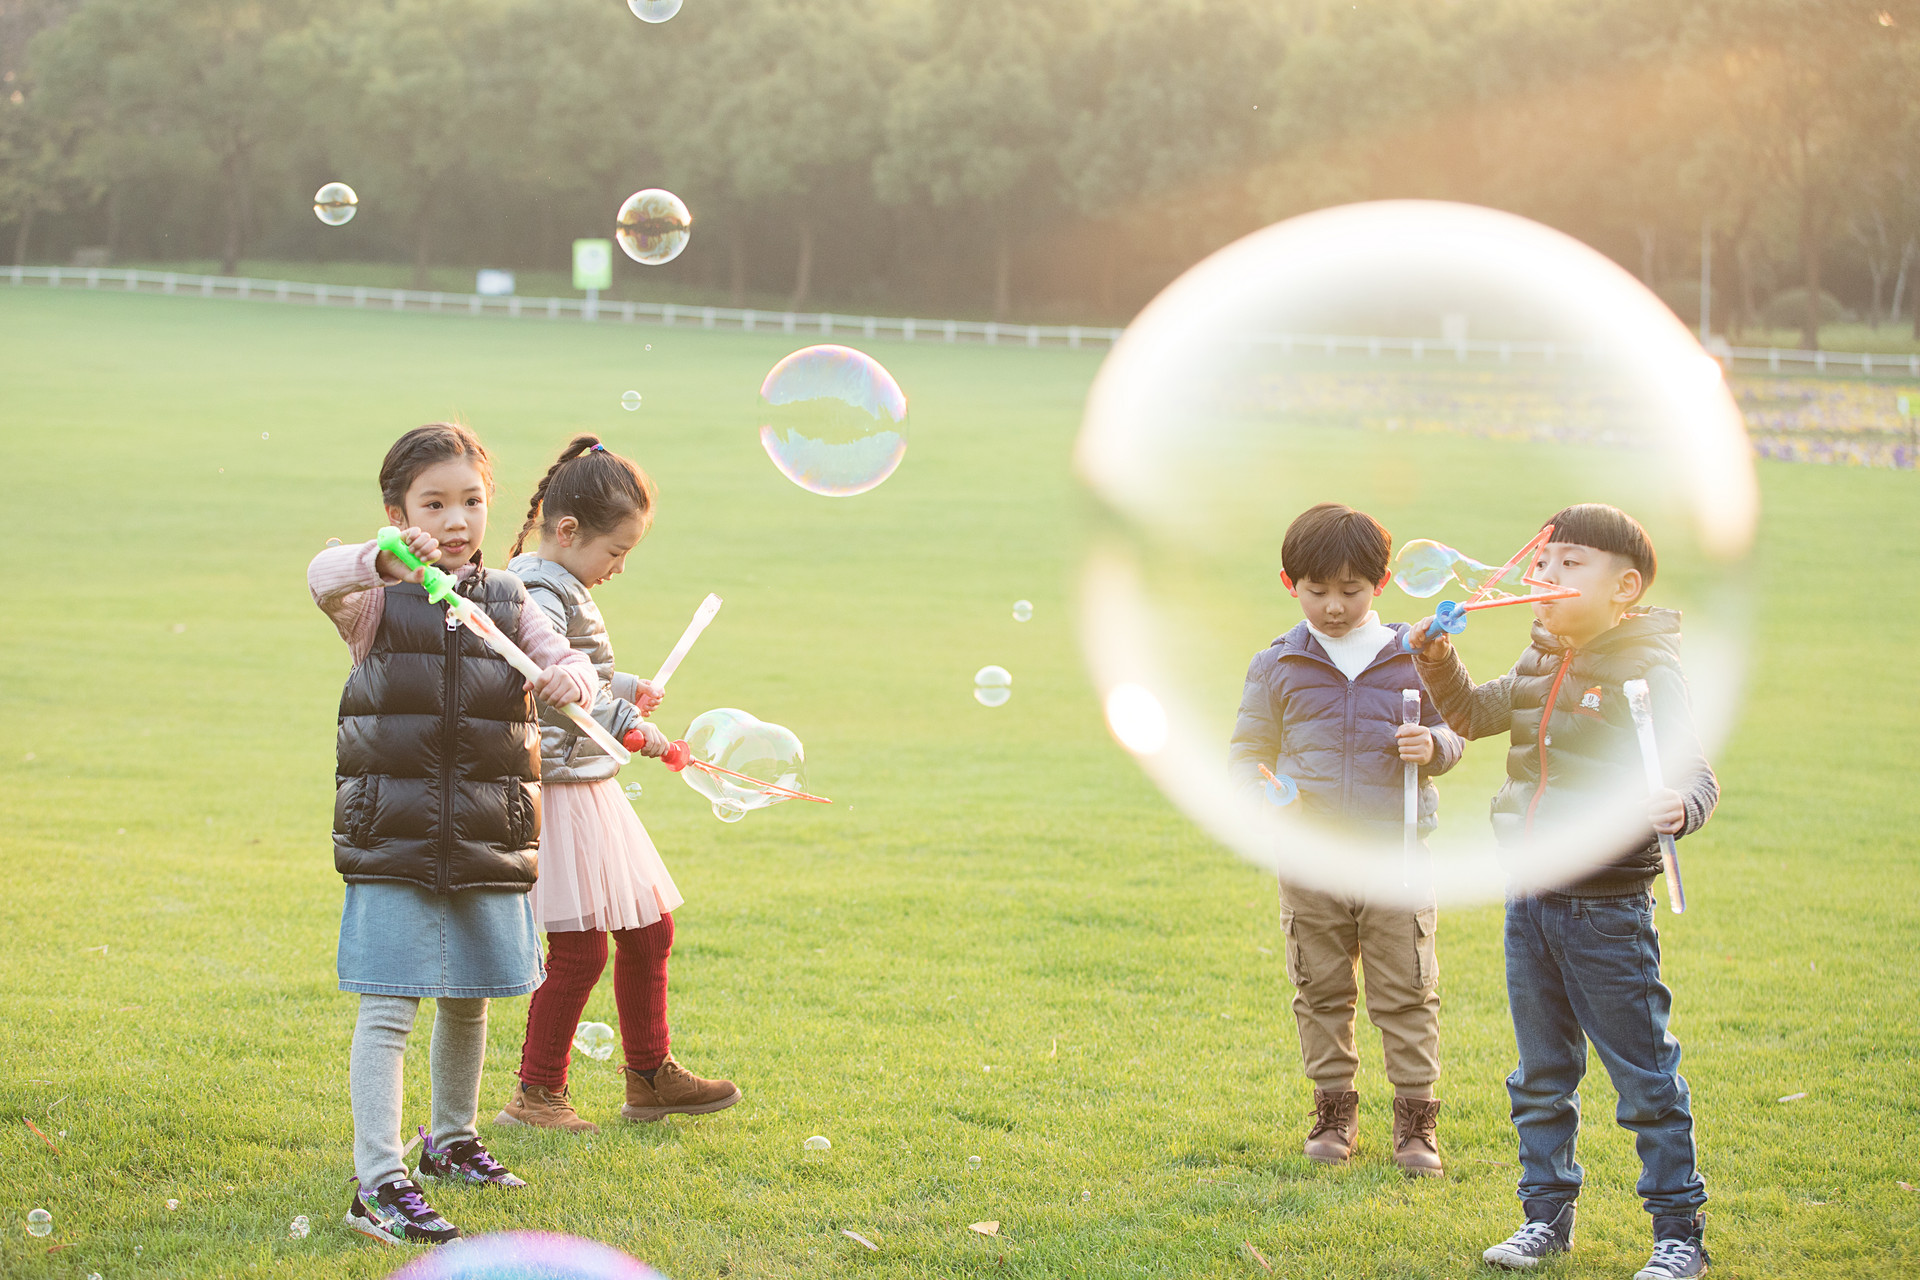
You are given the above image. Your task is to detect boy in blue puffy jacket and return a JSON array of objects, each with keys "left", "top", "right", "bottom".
[{"left": 1229, "top": 503, "right": 1464, "bottom": 1176}]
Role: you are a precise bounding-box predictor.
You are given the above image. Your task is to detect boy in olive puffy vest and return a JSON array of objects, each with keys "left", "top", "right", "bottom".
[{"left": 1407, "top": 505, "right": 1717, "bottom": 1280}]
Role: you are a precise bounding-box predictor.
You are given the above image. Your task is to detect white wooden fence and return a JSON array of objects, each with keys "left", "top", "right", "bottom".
[
  {"left": 9, "top": 263, "right": 1920, "bottom": 377},
  {"left": 1, "top": 264, "right": 1124, "bottom": 351}
]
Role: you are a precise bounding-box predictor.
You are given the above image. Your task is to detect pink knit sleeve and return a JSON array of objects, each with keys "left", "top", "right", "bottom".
[
  {"left": 309, "top": 540, "right": 398, "bottom": 665},
  {"left": 517, "top": 599, "right": 595, "bottom": 706}
]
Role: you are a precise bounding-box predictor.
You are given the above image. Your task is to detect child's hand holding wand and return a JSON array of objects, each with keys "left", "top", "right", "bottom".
[{"left": 375, "top": 526, "right": 441, "bottom": 583}]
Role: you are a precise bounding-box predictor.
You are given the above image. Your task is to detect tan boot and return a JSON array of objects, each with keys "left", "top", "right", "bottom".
[
  {"left": 620, "top": 1054, "right": 742, "bottom": 1123},
  {"left": 493, "top": 1079, "right": 600, "bottom": 1134},
  {"left": 1303, "top": 1089, "right": 1360, "bottom": 1164},
  {"left": 1391, "top": 1097, "right": 1445, "bottom": 1177}
]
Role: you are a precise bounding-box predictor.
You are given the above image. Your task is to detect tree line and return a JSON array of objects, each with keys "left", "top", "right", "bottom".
[{"left": 2, "top": 0, "right": 1916, "bottom": 344}]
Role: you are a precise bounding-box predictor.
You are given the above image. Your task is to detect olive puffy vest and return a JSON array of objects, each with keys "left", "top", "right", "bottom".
[
  {"left": 1490, "top": 609, "right": 1687, "bottom": 888},
  {"left": 332, "top": 573, "right": 542, "bottom": 892}
]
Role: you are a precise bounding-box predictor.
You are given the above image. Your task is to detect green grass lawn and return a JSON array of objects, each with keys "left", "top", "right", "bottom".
[{"left": 1, "top": 286, "right": 1915, "bottom": 1279}]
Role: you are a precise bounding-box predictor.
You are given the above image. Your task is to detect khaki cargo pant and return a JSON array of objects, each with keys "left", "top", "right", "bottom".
[{"left": 1277, "top": 881, "right": 1441, "bottom": 1089}]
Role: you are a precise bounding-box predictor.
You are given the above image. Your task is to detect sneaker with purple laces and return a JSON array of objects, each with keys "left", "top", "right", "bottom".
[
  {"left": 344, "top": 1177, "right": 461, "bottom": 1246},
  {"left": 415, "top": 1125, "right": 528, "bottom": 1188},
  {"left": 1634, "top": 1215, "right": 1708, "bottom": 1279}
]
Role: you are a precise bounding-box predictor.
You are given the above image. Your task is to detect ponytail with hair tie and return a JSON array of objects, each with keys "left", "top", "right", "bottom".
[{"left": 511, "top": 434, "right": 656, "bottom": 557}]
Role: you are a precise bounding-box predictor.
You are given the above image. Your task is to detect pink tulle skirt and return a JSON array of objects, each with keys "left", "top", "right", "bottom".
[{"left": 529, "top": 779, "right": 684, "bottom": 934}]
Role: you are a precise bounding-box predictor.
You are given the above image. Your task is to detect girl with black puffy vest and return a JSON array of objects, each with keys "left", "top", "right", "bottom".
[
  {"left": 494, "top": 435, "right": 741, "bottom": 1133},
  {"left": 309, "top": 423, "right": 595, "bottom": 1247}
]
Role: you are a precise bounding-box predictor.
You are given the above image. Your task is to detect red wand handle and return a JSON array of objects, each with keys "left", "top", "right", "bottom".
[
  {"left": 621, "top": 730, "right": 693, "bottom": 772},
  {"left": 661, "top": 739, "right": 690, "bottom": 772}
]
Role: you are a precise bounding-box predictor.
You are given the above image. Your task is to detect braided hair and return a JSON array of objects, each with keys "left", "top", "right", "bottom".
[
  {"left": 511, "top": 434, "right": 657, "bottom": 557},
  {"left": 379, "top": 422, "right": 496, "bottom": 592}
]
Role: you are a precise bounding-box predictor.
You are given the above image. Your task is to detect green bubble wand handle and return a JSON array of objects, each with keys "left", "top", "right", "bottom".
[
  {"left": 1623, "top": 678, "right": 1683, "bottom": 914},
  {"left": 376, "top": 527, "right": 631, "bottom": 765}
]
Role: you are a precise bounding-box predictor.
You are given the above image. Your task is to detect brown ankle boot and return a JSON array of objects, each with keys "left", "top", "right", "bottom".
[
  {"left": 1391, "top": 1096, "right": 1444, "bottom": 1177},
  {"left": 494, "top": 1079, "right": 600, "bottom": 1134},
  {"left": 1303, "top": 1089, "right": 1360, "bottom": 1164},
  {"left": 620, "top": 1054, "right": 742, "bottom": 1123}
]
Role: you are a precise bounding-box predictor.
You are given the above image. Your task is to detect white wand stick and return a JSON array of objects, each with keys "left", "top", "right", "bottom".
[
  {"left": 1622, "top": 678, "right": 1686, "bottom": 914},
  {"left": 1401, "top": 688, "right": 1422, "bottom": 889},
  {"left": 651, "top": 593, "right": 723, "bottom": 691}
]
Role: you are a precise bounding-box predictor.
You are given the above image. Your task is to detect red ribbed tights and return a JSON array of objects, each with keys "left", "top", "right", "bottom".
[{"left": 516, "top": 914, "right": 673, "bottom": 1088}]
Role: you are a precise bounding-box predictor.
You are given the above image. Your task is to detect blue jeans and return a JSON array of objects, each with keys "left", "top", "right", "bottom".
[{"left": 1504, "top": 892, "right": 1706, "bottom": 1219}]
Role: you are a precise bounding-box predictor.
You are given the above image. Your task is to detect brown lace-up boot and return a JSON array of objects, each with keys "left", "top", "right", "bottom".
[
  {"left": 494, "top": 1080, "right": 600, "bottom": 1134},
  {"left": 620, "top": 1054, "right": 743, "bottom": 1123},
  {"left": 1303, "top": 1089, "right": 1360, "bottom": 1164},
  {"left": 1391, "top": 1097, "right": 1444, "bottom": 1177}
]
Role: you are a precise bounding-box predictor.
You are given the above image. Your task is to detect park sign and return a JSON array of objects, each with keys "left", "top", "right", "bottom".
[{"left": 572, "top": 239, "right": 613, "bottom": 292}]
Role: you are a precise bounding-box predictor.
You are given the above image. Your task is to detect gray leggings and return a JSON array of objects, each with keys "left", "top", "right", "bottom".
[{"left": 350, "top": 994, "right": 489, "bottom": 1192}]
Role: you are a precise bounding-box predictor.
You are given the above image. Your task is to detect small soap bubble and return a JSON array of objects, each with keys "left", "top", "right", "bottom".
[
  {"left": 621, "top": 390, "right": 642, "bottom": 411},
  {"left": 616, "top": 188, "right": 691, "bottom": 265},
  {"left": 166, "top": 1198, "right": 179, "bottom": 1210},
  {"left": 26, "top": 1208, "right": 51, "bottom": 1237},
  {"left": 623, "top": 781, "right": 643, "bottom": 802},
  {"left": 803, "top": 1135, "right": 832, "bottom": 1151},
  {"left": 759, "top": 345, "right": 909, "bottom": 496},
  {"left": 261, "top": 432, "right": 269, "bottom": 440},
  {"left": 289, "top": 1214, "right": 311, "bottom": 1240},
  {"left": 313, "top": 182, "right": 358, "bottom": 226},
  {"left": 645, "top": 344, "right": 652, "bottom": 351},
  {"left": 1012, "top": 600, "right": 1033, "bottom": 622},
  {"left": 967, "top": 1155, "right": 982, "bottom": 1170},
  {"left": 325, "top": 537, "right": 342, "bottom": 548},
  {"left": 973, "top": 666, "right": 1012, "bottom": 708},
  {"left": 572, "top": 1020, "right": 616, "bottom": 1061},
  {"left": 628, "top": 0, "right": 682, "bottom": 20},
  {"left": 172, "top": 623, "right": 186, "bottom": 633}
]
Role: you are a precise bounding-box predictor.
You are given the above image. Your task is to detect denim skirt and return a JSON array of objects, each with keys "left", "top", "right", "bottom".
[{"left": 337, "top": 882, "right": 545, "bottom": 999}]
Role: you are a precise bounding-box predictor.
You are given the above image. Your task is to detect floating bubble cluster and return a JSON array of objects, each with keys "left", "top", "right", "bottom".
[
  {"left": 621, "top": 391, "right": 642, "bottom": 412},
  {"left": 1011, "top": 600, "right": 1033, "bottom": 622},
  {"left": 680, "top": 708, "right": 808, "bottom": 823},
  {"left": 973, "top": 666, "right": 1012, "bottom": 707},
  {"left": 572, "top": 1021, "right": 616, "bottom": 1061},
  {"left": 1076, "top": 200, "right": 1757, "bottom": 904},
  {"left": 616, "top": 189, "right": 691, "bottom": 266},
  {"left": 628, "top": 0, "right": 682, "bottom": 21},
  {"left": 26, "top": 1208, "right": 51, "bottom": 1237},
  {"left": 313, "top": 182, "right": 358, "bottom": 226},
  {"left": 758, "top": 345, "right": 908, "bottom": 497},
  {"left": 1393, "top": 538, "right": 1526, "bottom": 600},
  {"left": 389, "top": 1231, "right": 667, "bottom": 1279}
]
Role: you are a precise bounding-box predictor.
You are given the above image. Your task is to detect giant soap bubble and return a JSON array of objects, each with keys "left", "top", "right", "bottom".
[
  {"left": 1076, "top": 201, "right": 1756, "bottom": 906},
  {"left": 391, "top": 1232, "right": 666, "bottom": 1279},
  {"left": 758, "top": 344, "right": 908, "bottom": 496}
]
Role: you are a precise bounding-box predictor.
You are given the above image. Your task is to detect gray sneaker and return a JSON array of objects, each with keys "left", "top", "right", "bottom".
[
  {"left": 1634, "top": 1215, "right": 1708, "bottom": 1279},
  {"left": 1483, "top": 1201, "right": 1575, "bottom": 1269}
]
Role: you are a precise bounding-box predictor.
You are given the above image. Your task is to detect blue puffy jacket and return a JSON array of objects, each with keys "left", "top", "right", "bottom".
[{"left": 1229, "top": 621, "right": 1465, "bottom": 835}]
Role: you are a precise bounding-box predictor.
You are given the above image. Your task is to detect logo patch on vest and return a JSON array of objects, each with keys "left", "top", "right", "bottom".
[{"left": 1573, "top": 686, "right": 1606, "bottom": 718}]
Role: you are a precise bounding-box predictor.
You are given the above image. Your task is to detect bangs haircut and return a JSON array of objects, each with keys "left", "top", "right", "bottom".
[
  {"left": 1546, "top": 503, "right": 1657, "bottom": 596},
  {"left": 379, "top": 422, "right": 495, "bottom": 508},
  {"left": 1281, "top": 503, "right": 1393, "bottom": 584}
]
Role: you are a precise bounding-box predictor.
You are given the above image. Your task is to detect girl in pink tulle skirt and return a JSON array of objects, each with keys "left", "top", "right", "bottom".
[{"left": 493, "top": 435, "right": 741, "bottom": 1133}]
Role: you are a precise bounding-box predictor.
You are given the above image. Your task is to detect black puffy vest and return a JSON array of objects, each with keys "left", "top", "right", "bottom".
[{"left": 332, "top": 572, "right": 542, "bottom": 892}]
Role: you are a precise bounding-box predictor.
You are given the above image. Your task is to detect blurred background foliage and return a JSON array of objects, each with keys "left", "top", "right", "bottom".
[{"left": 4, "top": 0, "right": 1920, "bottom": 340}]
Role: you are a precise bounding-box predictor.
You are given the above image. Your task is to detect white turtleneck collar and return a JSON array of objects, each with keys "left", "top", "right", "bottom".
[{"left": 1305, "top": 611, "right": 1395, "bottom": 682}]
